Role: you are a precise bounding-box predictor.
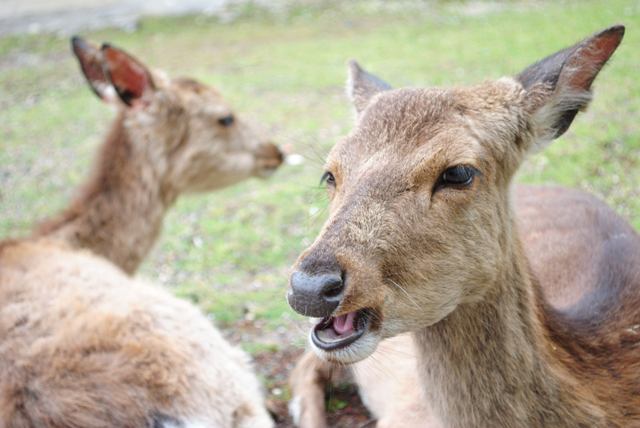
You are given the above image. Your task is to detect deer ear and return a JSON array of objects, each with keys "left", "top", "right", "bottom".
[
  {"left": 100, "top": 43, "right": 155, "bottom": 107},
  {"left": 347, "top": 60, "right": 392, "bottom": 115},
  {"left": 517, "top": 25, "right": 624, "bottom": 144},
  {"left": 71, "top": 36, "right": 116, "bottom": 102}
]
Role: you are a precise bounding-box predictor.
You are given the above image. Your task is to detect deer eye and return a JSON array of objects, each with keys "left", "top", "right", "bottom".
[
  {"left": 435, "top": 165, "right": 476, "bottom": 191},
  {"left": 320, "top": 171, "right": 336, "bottom": 187},
  {"left": 217, "top": 114, "right": 235, "bottom": 127}
]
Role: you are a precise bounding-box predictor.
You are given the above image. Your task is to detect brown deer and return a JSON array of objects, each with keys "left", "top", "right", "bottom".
[
  {"left": 290, "top": 185, "right": 640, "bottom": 428},
  {"left": 0, "top": 38, "right": 280, "bottom": 427},
  {"left": 37, "top": 37, "right": 283, "bottom": 274},
  {"left": 287, "top": 25, "right": 640, "bottom": 427}
]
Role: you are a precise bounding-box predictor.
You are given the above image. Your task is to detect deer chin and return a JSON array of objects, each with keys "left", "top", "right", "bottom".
[
  {"left": 309, "top": 308, "right": 381, "bottom": 364},
  {"left": 254, "top": 143, "right": 284, "bottom": 178},
  {"left": 255, "top": 166, "right": 279, "bottom": 179}
]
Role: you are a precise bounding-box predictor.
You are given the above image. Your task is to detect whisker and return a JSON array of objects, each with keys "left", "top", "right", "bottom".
[{"left": 388, "top": 279, "right": 421, "bottom": 311}]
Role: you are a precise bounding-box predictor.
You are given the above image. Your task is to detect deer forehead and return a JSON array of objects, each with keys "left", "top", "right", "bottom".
[
  {"left": 331, "top": 80, "right": 525, "bottom": 184},
  {"left": 168, "top": 78, "right": 228, "bottom": 110}
]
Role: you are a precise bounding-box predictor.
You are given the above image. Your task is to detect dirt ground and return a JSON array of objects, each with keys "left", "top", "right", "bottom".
[
  {"left": 225, "top": 319, "right": 374, "bottom": 427},
  {"left": 255, "top": 347, "right": 374, "bottom": 428}
]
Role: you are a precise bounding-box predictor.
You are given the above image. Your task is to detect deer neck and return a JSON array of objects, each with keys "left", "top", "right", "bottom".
[
  {"left": 412, "top": 216, "right": 606, "bottom": 428},
  {"left": 37, "top": 111, "right": 179, "bottom": 275}
]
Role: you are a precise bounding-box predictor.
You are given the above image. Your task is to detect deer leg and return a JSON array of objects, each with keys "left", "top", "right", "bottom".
[{"left": 288, "top": 350, "right": 350, "bottom": 428}]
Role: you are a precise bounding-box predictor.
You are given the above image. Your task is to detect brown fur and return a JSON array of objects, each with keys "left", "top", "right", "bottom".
[
  {"left": 0, "top": 239, "right": 273, "bottom": 428},
  {"left": 0, "top": 39, "right": 278, "bottom": 427},
  {"left": 287, "top": 26, "right": 638, "bottom": 427},
  {"left": 290, "top": 185, "right": 640, "bottom": 428}
]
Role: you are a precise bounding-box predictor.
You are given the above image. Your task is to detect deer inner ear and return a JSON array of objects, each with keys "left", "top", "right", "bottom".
[{"left": 101, "top": 43, "right": 155, "bottom": 107}]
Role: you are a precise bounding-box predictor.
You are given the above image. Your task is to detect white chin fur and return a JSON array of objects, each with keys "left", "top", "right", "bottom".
[{"left": 309, "top": 330, "right": 381, "bottom": 364}]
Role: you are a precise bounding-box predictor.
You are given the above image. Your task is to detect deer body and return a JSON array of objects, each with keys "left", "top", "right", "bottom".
[
  {"left": 0, "top": 38, "right": 282, "bottom": 427},
  {"left": 0, "top": 239, "right": 272, "bottom": 427},
  {"left": 287, "top": 26, "right": 638, "bottom": 427}
]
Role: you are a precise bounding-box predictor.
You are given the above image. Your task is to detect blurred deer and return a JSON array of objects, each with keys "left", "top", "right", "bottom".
[
  {"left": 288, "top": 26, "right": 640, "bottom": 427},
  {"left": 0, "top": 38, "right": 279, "bottom": 428},
  {"left": 37, "top": 37, "right": 283, "bottom": 274}
]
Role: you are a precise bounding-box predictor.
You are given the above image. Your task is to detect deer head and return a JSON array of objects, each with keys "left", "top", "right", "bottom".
[
  {"left": 287, "top": 26, "right": 624, "bottom": 364},
  {"left": 71, "top": 37, "right": 283, "bottom": 195}
]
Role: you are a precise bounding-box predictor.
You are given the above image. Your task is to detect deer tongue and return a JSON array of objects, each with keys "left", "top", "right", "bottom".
[
  {"left": 333, "top": 311, "right": 357, "bottom": 335},
  {"left": 312, "top": 309, "right": 369, "bottom": 351}
]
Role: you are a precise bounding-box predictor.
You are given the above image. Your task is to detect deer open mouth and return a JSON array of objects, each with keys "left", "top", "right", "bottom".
[{"left": 311, "top": 309, "right": 370, "bottom": 351}]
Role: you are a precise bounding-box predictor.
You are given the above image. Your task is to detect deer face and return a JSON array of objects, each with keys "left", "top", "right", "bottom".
[
  {"left": 287, "top": 26, "right": 624, "bottom": 364},
  {"left": 162, "top": 77, "right": 283, "bottom": 193},
  {"left": 289, "top": 81, "right": 524, "bottom": 364},
  {"left": 71, "top": 37, "right": 283, "bottom": 195}
]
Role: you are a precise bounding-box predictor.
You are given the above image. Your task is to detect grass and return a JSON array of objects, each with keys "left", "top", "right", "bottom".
[{"left": 1, "top": 0, "right": 639, "bottom": 353}]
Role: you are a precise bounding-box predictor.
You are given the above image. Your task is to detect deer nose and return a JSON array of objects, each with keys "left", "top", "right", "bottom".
[
  {"left": 288, "top": 271, "right": 344, "bottom": 317},
  {"left": 257, "top": 142, "right": 284, "bottom": 170},
  {"left": 272, "top": 143, "right": 285, "bottom": 166}
]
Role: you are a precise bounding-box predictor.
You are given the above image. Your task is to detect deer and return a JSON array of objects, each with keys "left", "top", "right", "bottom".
[
  {"left": 290, "top": 185, "right": 640, "bottom": 428},
  {"left": 0, "top": 38, "right": 282, "bottom": 427},
  {"left": 36, "top": 37, "right": 284, "bottom": 275},
  {"left": 286, "top": 25, "right": 640, "bottom": 427}
]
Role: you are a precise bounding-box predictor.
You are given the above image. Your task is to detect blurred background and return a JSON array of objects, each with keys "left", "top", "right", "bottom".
[{"left": 1, "top": 1, "right": 639, "bottom": 426}]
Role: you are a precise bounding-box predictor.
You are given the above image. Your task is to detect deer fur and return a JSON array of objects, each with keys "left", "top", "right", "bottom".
[
  {"left": 0, "top": 38, "right": 280, "bottom": 428},
  {"left": 37, "top": 37, "right": 283, "bottom": 274},
  {"left": 293, "top": 184, "right": 640, "bottom": 428},
  {"left": 290, "top": 185, "right": 640, "bottom": 428},
  {"left": 287, "top": 26, "right": 639, "bottom": 427},
  {"left": 0, "top": 239, "right": 273, "bottom": 427}
]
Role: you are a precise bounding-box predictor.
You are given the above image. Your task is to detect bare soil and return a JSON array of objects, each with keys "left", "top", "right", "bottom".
[
  {"left": 227, "top": 319, "right": 374, "bottom": 428},
  {"left": 255, "top": 347, "right": 374, "bottom": 428}
]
